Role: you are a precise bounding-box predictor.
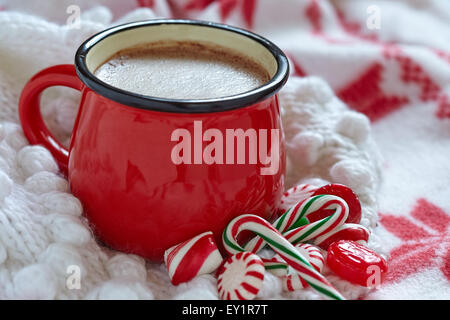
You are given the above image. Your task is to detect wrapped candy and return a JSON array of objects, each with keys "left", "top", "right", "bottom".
[{"left": 164, "top": 231, "right": 223, "bottom": 285}]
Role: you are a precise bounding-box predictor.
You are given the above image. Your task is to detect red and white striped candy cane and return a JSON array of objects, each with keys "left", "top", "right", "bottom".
[
  {"left": 282, "top": 195, "right": 349, "bottom": 244},
  {"left": 217, "top": 252, "right": 265, "bottom": 300},
  {"left": 278, "top": 244, "right": 324, "bottom": 292},
  {"left": 245, "top": 194, "right": 349, "bottom": 252},
  {"left": 262, "top": 243, "right": 323, "bottom": 278},
  {"left": 313, "top": 223, "right": 370, "bottom": 250},
  {"left": 263, "top": 244, "right": 324, "bottom": 291},
  {"left": 223, "top": 214, "right": 345, "bottom": 300},
  {"left": 164, "top": 231, "right": 223, "bottom": 285},
  {"left": 245, "top": 198, "right": 308, "bottom": 253},
  {"left": 262, "top": 257, "right": 289, "bottom": 277}
]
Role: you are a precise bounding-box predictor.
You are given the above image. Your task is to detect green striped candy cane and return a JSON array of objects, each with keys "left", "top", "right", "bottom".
[
  {"left": 244, "top": 194, "right": 349, "bottom": 252},
  {"left": 223, "top": 214, "right": 345, "bottom": 300}
]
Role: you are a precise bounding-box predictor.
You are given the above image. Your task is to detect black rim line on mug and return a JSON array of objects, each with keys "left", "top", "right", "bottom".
[{"left": 75, "top": 19, "right": 290, "bottom": 114}]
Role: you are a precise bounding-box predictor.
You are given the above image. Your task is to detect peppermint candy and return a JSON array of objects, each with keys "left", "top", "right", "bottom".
[
  {"left": 279, "top": 184, "right": 317, "bottom": 213},
  {"left": 223, "top": 214, "right": 345, "bottom": 300},
  {"left": 217, "top": 252, "right": 265, "bottom": 300},
  {"left": 164, "top": 231, "right": 223, "bottom": 285}
]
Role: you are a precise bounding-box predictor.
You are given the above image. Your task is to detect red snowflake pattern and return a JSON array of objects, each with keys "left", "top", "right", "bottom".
[
  {"left": 337, "top": 62, "right": 409, "bottom": 121},
  {"left": 383, "top": 45, "right": 450, "bottom": 119},
  {"left": 305, "top": 3, "right": 450, "bottom": 120},
  {"left": 380, "top": 199, "right": 450, "bottom": 283}
]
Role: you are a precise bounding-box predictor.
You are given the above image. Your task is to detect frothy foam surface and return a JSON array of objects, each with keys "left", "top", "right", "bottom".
[{"left": 94, "top": 41, "right": 270, "bottom": 100}]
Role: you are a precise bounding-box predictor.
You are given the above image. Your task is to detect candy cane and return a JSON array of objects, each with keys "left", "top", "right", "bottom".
[
  {"left": 282, "top": 183, "right": 362, "bottom": 223},
  {"left": 164, "top": 231, "right": 223, "bottom": 285},
  {"left": 313, "top": 223, "right": 370, "bottom": 250},
  {"left": 244, "top": 198, "right": 307, "bottom": 253},
  {"left": 262, "top": 243, "right": 323, "bottom": 278},
  {"left": 283, "top": 195, "right": 349, "bottom": 244},
  {"left": 223, "top": 214, "right": 345, "bottom": 300},
  {"left": 245, "top": 194, "right": 349, "bottom": 252},
  {"left": 278, "top": 244, "right": 325, "bottom": 292},
  {"left": 262, "top": 257, "right": 289, "bottom": 277}
]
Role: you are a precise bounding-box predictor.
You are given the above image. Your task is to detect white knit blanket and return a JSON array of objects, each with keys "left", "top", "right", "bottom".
[{"left": 0, "top": 1, "right": 383, "bottom": 299}]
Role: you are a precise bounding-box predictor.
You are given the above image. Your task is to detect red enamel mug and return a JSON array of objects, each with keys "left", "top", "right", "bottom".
[{"left": 19, "top": 20, "right": 289, "bottom": 261}]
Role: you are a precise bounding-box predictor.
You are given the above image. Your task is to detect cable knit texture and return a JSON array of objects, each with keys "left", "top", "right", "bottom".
[{"left": 0, "top": 4, "right": 384, "bottom": 299}]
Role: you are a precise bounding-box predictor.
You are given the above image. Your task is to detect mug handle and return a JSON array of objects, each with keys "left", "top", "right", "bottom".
[{"left": 19, "top": 64, "right": 83, "bottom": 176}]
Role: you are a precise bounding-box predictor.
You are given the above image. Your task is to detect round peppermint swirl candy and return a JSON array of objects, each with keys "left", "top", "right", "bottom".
[
  {"left": 217, "top": 252, "right": 265, "bottom": 300},
  {"left": 223, "top": 214, "right": 345, "bottom": 300},
  {"left": 164, "top": 231, "right": 223, "bottom": 285}
]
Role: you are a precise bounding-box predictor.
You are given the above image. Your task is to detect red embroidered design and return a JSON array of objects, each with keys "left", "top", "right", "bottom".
[
  {"left": 383, "top": 45, "right": 450, "bottom": 119},
  {"left": 436, "top": 95, "right": 450, "bottom": 119},
  {"left": 380, "top": 199, "right": 450, "bottom": 283},
  {"left": 337, "top": 63, "right": 409, "bottom": 121},
  {"left": 330, "top": 9, "right": 450, "bottom": 119}
]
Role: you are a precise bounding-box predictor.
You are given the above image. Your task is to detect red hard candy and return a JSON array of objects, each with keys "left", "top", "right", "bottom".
[
  {"left": 327, "top": 240, "right": 387, "bottom": 287},
  {"left": 307, "top": 184, "right": 362, "bottom": 224}
]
